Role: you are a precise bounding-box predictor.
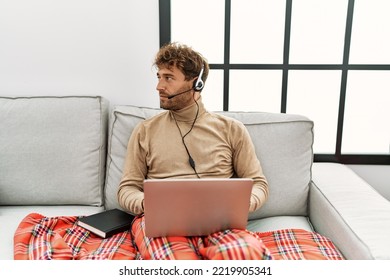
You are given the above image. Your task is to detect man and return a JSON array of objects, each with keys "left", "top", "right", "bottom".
[{"left": 118, "top": 42, "right": 271, "bottom": 260}]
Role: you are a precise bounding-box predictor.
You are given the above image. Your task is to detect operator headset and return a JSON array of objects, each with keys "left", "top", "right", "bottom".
[{"left": 172, "top": 65, "right": 205, "bottom": 178}]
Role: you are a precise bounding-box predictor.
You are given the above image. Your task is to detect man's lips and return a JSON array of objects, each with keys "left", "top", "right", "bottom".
[{"left": 159, "top": 92, "right": 170, "bottom": 99}]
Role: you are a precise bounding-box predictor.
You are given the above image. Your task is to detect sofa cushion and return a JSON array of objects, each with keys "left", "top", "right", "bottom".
[
  {"left": 247, "top": 215, "right": 314, "bottom": 233},
  {"left": 0, "top": 96, "right": 109, "bottom": 206},
  {"left": 218, "top": 111, "right": 314, "bottom": 220},
  {"left": 105, "top": 106, "right": 314, "bottom": 219},
  {"left": 105, "top": 106, "right": 162, "bottom": 210}
]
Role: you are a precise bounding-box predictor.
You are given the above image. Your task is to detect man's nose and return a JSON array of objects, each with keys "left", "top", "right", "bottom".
[{"left": 156, "top": 78, "right": 165, "bottom": 91}]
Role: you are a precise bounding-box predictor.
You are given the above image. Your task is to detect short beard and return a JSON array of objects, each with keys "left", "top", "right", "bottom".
[{"left": 160, "top": 93, "right": 193, "bottom": 111}]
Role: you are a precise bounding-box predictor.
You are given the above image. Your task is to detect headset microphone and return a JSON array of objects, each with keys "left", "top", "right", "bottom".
[{"left": 167, "top": 88, "right": 193, "bottom": 99}]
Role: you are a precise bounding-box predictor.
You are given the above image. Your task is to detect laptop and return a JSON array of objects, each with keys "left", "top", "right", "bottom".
[{"left": 143, "top": 178, "right": 253, "bottom": 238}]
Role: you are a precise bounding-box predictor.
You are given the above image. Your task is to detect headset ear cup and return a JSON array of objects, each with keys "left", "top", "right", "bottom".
[
  {"left": 193, "top": 65, "right": 205, "bottom": 91},
  {"left": 194, "top": 79, "right": 204, "bottom": 91}
]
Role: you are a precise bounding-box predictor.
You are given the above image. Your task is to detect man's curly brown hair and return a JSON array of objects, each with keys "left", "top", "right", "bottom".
[{"left": 154, "top": 42, "right": 209, "bottom": 85}]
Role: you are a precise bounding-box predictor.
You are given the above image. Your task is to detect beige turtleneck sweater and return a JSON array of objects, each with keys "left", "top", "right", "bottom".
[{"left": 118, "top": 99, "right": 268, "bottom": 215}]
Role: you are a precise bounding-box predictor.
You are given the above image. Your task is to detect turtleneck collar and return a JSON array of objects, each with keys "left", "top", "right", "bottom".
[{"left": 169, "top": 97, "right": 206, "bottom": 122}]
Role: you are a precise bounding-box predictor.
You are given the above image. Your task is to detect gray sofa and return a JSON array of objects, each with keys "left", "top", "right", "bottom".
[{"left": 1, "top": 95, "right": 389, "bottom": 260}]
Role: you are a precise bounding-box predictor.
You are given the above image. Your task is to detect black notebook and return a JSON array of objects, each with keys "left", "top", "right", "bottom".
[{"left": 77, "top": 208, "right": 135, "bottom": 238}]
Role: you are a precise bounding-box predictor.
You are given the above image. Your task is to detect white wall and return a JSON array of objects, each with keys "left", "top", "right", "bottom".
[{"left": 0, "top": 0, "right": 160, "bottom": 107}]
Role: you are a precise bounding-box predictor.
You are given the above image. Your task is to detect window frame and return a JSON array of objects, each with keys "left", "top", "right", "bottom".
[{"left": 159, "top": 0, "right": 390, "bottom": 165}]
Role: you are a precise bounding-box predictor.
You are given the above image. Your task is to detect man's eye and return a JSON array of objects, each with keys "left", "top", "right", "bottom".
[{"left": 157, "top": 75, "right": 174, "bottom": 82}]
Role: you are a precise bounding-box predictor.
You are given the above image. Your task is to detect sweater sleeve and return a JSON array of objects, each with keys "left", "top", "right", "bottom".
[
  {"left": 117, "top": 123, "right": 147, "bottom": 215},
  {"left": 230, "top": 121, "right": 269, "bottom": 212}
]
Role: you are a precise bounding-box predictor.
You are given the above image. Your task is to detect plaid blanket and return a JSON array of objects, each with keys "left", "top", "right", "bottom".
[{"left": 14, "top": 213, "right": 343, "bottom": 260}]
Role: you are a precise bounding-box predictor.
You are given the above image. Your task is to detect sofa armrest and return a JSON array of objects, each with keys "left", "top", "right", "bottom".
[{"left": 309, "top": 162, "right": 390, "bottom": 259}]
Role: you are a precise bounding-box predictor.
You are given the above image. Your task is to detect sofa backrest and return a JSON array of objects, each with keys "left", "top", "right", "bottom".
[
  {"left": 0, "top": 96, "right": 109, "bottom": 206},
  {"left": 105, "top": 105, "right": 314, "bottom": 219}
]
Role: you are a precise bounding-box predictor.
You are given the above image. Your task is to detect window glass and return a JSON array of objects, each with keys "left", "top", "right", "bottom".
[
  {"left": 342, "top": 71, "right": 390, "bottom": 154},
  {"left": 287, "top": 70, "right": 341, "bottom": 153},
  {"left": 202, "top": 69, "right": 224, "bottom": 111},
  {"left": 230, "top": 0, "right": 285, "bottom": 64},
  {"left": 289, "top": 0, "right": 348, "bottom": 64},
  {"left": 167, "top": 0, "right": 390, "bottom": 162},
  {"left": 229, "top": 70, "right": 282, "bottom": 113},
  {"left": 171, "top": 0, "right": 225, "bottom": 64},
  {"left": 349, "top": 0, "right": 390, "bottom": 64}
]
